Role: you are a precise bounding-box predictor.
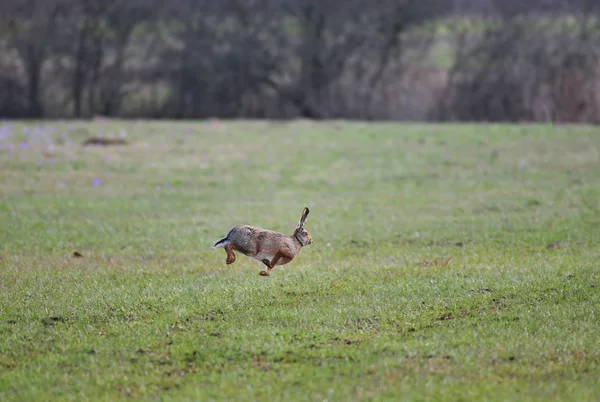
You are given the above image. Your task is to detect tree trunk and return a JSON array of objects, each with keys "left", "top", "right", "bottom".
[
  {"left": 87, "top": 36, "right": 103, "bottom": 116},
  {"left": 25, "top": 45, "right": 43, "bottom": 118},
  {"left": 72, "top": 27, "right": 88, "bottom": 118}
]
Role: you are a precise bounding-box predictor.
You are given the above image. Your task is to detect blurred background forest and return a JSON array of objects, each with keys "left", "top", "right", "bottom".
[{"left": 1, "top": 0, "right": 599, "bottom": 123}]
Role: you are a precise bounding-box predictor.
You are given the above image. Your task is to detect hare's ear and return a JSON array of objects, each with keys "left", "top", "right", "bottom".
[{"left": 297, "top": 207, "right": 310, "bottom": 228}]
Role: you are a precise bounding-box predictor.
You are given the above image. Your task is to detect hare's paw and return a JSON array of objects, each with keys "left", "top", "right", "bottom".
[
  {"left": 226, "top": 256, "right": 236, "bottom": 264},
  {"left": 259, "top": 270, "right": 271, "bottom": 276}
]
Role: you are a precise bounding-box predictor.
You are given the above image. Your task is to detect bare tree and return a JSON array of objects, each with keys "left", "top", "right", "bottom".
[
  {"left": 434, "top": 0, "right": 600, "bottom": 123},
  {"left": 0, "top": 0, "right": 69, "bottom": 117},
  {"left": 14, "top": 0, "right": 599, "bottom": 122},
  {"left": 249, "top": 0, "right": 443, "bottom": 119}
]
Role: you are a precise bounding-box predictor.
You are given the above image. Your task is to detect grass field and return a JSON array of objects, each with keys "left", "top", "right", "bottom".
[{"left": 1, "top": 120, "right": 599, "bottom": 401}]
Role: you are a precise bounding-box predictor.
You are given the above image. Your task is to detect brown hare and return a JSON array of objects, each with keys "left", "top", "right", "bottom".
[{"left": 213, "top": 207, "right": 313, "bottom": 276}]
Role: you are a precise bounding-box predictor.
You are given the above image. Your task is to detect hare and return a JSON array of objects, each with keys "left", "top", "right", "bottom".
[{"left": 212, "top": 207, "right": 313, "bottom": 276}]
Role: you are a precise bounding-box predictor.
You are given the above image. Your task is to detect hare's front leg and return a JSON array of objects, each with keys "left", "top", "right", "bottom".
[
  {"left": 259, "top": 248, "right": 293, "bottom": 276},
  {"left": 225, "top": 243, "right": 236, "bottom": 265}
]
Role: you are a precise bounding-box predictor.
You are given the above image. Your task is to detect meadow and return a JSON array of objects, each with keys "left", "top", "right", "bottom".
[{"left": 1, "top": 120, "right": 599, "bottom": 401}]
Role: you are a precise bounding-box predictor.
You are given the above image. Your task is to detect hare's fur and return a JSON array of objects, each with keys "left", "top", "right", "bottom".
[{"left": 213, "top": 207, "right": 312, "bottom": 276}]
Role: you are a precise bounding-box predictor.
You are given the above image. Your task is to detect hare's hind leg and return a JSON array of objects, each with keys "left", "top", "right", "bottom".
[
  {"left": 259, "top": 265, "right": 271, "bottom": 276},
  {"left": 259, "top": 248, "right": 293, "bottom": 276},
  {"left": 225, "top": 243, "right": 236, "bottom": 264}
]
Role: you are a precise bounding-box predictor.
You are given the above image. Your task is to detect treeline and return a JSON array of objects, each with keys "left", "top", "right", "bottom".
[{"left": 1, "top": 0, "right": 599, "bottom": 123}]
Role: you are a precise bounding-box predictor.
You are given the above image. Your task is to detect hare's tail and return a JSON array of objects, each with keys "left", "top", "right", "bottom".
[{"left": 212, "top": 236, "right": 229, "bottom": 249}]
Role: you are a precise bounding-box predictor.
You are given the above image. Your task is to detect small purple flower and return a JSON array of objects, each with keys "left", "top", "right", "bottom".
[
  {"left": 155, "top": 185, "right": 161, "bottom": 191},
  {"left": 49, "top": 158, "right": 55, "bottom": 164},
  {"left": 93, "top": 178, "right": 102, "bottom": 187},
  {"left": 60, "top": 182, "right": 67, "bottom": 189},
  {"left": 0, "top": 125, "right": 10, "bottom": 138},
  {"left": 19, "top": 142, "right": 28, "bottom": 150}
]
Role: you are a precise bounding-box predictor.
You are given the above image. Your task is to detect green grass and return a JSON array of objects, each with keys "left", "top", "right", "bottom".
[{"left": 1, "top": 120, "right": 599, "bottom": 401}]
